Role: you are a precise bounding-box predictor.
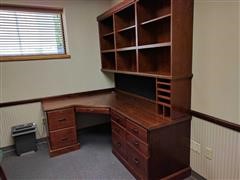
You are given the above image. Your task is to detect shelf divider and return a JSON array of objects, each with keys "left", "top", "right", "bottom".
[
  {"left": 117, "top": 25, "right": 136, "bottom": 33},
  {"left": 138, "top": 42, "right": 171, "bottom": 50},
  {"left": 140, "top": 14, "right": 171, "bottom": 26}
]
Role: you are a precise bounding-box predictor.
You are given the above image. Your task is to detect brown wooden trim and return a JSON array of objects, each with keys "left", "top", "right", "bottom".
[
  {"left": 0, "top": 54, "right": 71, "bottom": 62},
  {"left": 0, "top": 3, "right": 63, "bottom": 13},
  {"left": 161, "top": 167, "right": 191, "bottom": 180},
  {"left": 102, "top": 69, "right": 193, "bottom": 80},
  {"left": 49, "top": 143, "right": 80, "bottom": 157},
  {"left": 1, "top": 88, "right": 239, "bottom": 132},
  {"left": 0, "top": 88, "right": 115, "bottom": 108},
  {"left": 97, "top": 0, "right": 135, "bottom": 21},
  {"left": 191, "top": 110, "right": 240, "bottom": 132}
]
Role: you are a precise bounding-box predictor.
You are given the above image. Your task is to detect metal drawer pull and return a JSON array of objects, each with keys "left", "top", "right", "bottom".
[
  {"left": 134, "top": 158, "right": 139, "bottom": 165},
  {"left": 134, "top": 141, "right": 139, "bottom": 146},
  {"left": 58, "top": 118, "right": 66, "bottom": 122},
  {"left": 116, "top": 142, "right": 121, "bottom": 147},
  {"left": 61, "top": 138, "right": 68, "bottom": 141}
]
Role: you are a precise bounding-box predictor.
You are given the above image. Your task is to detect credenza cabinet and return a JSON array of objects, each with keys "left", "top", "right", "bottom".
[{"left": 111, "top": 110, "right": 191, "bottom": 180}]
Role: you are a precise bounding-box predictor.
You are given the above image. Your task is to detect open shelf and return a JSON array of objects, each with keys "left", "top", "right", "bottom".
[
  {"left": 140, "top": 14, "right": 171, "bottom": 26},
  {"left": 116, "top": 26, "right": 136, "bottom": 48},
  {"left": 138, "top": 46, "right": 171, "bottom": 75},
  {"left": 115, "top": 4, "right": 135, "bottom": 31},
  {"left": 103, "top": 31, "right": 114, "bottom": 37},
  {"left": 117, "top": 25, "right": 136, "bottom": 33},
  {"left": 138, "top": 42, "right": 171, "bottom": 50},
  {"left": 101, "top": 52, "right": 116, "bottom": 70},
  {"left": 101, "top": 33, "right": 115, "bottom": 50},
  {"left": 101, "top": 69, "right": 172, "bottom": 79},
  {"left": 117, "top": 46, "right": 136, "bottom": 52},
  {"left": 99, "top": 16, "right": 114, "bottom": 35},
  {"left": 117, "top": 50, "right": 136, "bottom": 72},
  {"left": 138, "top": 15, "right": 171, "bottom": 45},
  {"left": 137, "top": 0, "right": 171, "bottom": 24}
]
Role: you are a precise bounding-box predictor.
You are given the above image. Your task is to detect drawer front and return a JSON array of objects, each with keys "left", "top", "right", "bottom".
[
  {"left": 112, "top": 131, "right": 126, "bottom": 159},
  {"left": 126, "top": 144, "right": 148, "bottom": 176},
  {"left": 127, "top": 121, "right": 148, "bottom": 143},
  {"left": 75, "top": 107, "right": 110, "bottom": 114},
  {"left": 127, "top": 132, "right": 149, "bottom": 157},
  {"left": 112, "top": 120, "right": 125, "bottom": 137},
  {"left": 111, "top": 111, "right": 126, "bottom": 127},
  {"left": 47, "top": 107, "right": 75, "bottom": 131},
  {"left": 50, "top": 127, "right": 77, "bottom": 149}
]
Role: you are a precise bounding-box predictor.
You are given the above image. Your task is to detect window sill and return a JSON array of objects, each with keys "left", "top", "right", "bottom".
[{"left": 0, "top": 54, "right": 71, "bottom": 62}]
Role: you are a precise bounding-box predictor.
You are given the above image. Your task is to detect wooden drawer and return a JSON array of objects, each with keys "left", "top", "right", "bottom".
[
  {"left": 127, "top": 132, "right": 149, "bottom": 157},
  {"left": 127, "top": 121, "right": 148, "bottom": 143},
  {"left": 126, "top": 144, "right": 148, "bottom": 176},
  {"left": 112, "top": 120, "right": 125, "bottom": 137},
  {"left": 47, "top": 107, "right": 75, "bottom": 131},
  {"left": 112, "top": 131, "right": 126, "bottom": 159},
  {"left": 111, "top": 110, "right": 126, "bottom": 127},
  {"left": 75, "top": 107, "right": 109, "bottom": 114},
  {"left": 49, "top": 127, "right": 77, "bottom": 149}
]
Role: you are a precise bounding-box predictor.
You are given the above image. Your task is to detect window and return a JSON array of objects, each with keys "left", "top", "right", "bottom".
[{"left": 0, "top": 4, "right": 70, "bottom": 62}]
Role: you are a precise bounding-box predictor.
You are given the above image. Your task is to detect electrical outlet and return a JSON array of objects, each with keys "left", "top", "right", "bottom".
[
  {"left": 191, "top": 139, "right": 201, "bottom": 154},
  {"left": 205, "top": 147, "right": 213, "bottom": 160},
  {"left": 42, "top": 118, "right": 46, "bottom": 125}
]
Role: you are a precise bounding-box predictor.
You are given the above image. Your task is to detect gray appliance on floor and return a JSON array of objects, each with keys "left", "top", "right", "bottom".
[{"left": 11, "top": 123, "right": 38, "bottom": 156}]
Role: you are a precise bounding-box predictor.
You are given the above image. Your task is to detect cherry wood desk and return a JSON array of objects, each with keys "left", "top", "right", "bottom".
[{"left": 42, "top": 90, "right": 191, "bottom": 180}]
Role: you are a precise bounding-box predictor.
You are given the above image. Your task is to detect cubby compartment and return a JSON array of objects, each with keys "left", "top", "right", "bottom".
[
  {"left": 117, "top": 50, "right": 136, "bottom": 72},
  {"left": 115, "top": 4, "right": 135, "bottom": 31},
  {"left": 99, "top": 16, "right": 114, "bottom": 35},
  {"left": 157, "top": 97, "right": 170, "bottom": 105},
  {"left": 138, "top": 46, "right": 171, "bottom": 75},
  {"left": 101, "top": 34, "right": 115, "bottom": 50},
  {"left": 116, "top": 27, "right": 136, "bottom": 48},
  {"left": 138, "top": 16, "right": 171, "bottom": 46},
  {"left": 137, "top": 0, "right": 171, "bottom": 24},
  {"left": 156, "top": 78, "right": 172, "bottom": 118},
  {"left": 101, "top": 52, "right": 116, "bottom": 70}
]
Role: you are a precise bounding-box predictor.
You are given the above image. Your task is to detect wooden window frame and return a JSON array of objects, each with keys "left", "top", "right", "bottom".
[{"left": 0, "top": 4, "right": 71, "bottom": 62}]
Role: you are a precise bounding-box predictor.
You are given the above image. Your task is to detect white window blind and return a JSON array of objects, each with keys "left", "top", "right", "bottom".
[{"left": 0, "top": 7, "right": 66, "bottom": 57}]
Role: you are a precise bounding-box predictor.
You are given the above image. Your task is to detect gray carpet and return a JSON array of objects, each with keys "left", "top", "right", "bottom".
[{"left": 2, "top": 127, "right": 195, "bottom": 180}]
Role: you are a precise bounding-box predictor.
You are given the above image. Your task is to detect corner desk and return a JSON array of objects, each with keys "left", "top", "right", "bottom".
[{"left": 42, "top": 90, "right": 191, "bottom": 180}]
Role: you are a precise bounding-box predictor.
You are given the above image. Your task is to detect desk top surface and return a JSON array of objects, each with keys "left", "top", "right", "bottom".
[{"left": 42, "top": 90, "right": 190, "bottom": 130}]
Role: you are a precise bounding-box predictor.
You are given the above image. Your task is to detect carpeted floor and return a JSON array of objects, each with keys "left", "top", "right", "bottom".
[{"left": 2, "top": 126, "right": 195, "bottom": 180}]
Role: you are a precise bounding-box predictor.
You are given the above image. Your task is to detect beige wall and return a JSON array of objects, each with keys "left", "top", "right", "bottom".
[
  {"left": 191, "top": 0, "right": 239, "bottom": 179},
  {"left": 192, "top": 0, "right": 239, "bottom": 124},
  {"left": 0, "top": 0, "right": 114, "bottom": 147},
  {"left": 111, "top": 0, "right": 121, "bottom": 7}
]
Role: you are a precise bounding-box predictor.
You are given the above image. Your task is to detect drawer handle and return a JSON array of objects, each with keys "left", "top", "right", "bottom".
[
  {"left": 116, "top": 142, "right": 121, "bottom": 147},
  {"left": 131, "top": 128, "right": 138, "bottom": 134},
  {"left": 134, "top": 158, "right": 139, "bottom": 165},
  {"left": 58, "top": 118, "right": 66, "bottom": 122},
  {"left": 133, "top": 141, "right": 139, "bottom": 146},
  {"left": 61, "top": 138, "right": 68, "bottom": 142}
]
